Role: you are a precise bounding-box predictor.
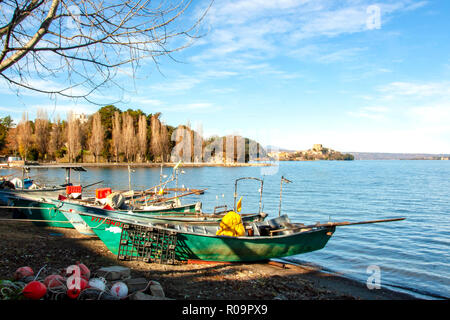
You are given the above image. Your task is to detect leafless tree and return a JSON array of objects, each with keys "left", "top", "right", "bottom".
[
  {"left": 121, "top": 112, "right": 136, "bottom": 162},
  {"left": 170, "top": 124, "right": 192, "bottom": 163},
  {"left": 48, "top": 114, "right": 64, "bottom": 159},
  {"left": 137, "top": 114, "right": 147, "bottom": 162},
  {"left": 88, "top": 112, "right": 104, "bottom": 162},
  {"left": 66, "top": 111, "right": 81, "bottom": 162},
  {"left": 150, "top": 112, "right": 169, "bottom": 162},
  {"left": 34, "top": 108, "right": 50, "bottom": 159},
  {"left": 160, "top": 122, "right": 170, "bottom": 162},
  {"left": 0, "top": 0, "right": 212, "bottom": 102},
  {"left": 111, "top": 110, "right": 121, "bottom": 162},
  {"left": 16, "top": 111, "right": 33, "bottom": 160}
]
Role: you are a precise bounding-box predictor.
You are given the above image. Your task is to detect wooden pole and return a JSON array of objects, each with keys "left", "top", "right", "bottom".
[
  {"left": 269, "top": 217, "right": 406, "bottom": 234},
  {"left": 144, "top": 189, "right": 204, "bottom": 204},
  {"left": 279, "top": 178, "right": 282, "bottom": 217}
]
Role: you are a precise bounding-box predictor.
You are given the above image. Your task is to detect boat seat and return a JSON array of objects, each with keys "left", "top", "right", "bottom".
[{"left": 250, "top": 223, "right": 261, "bottom": 236}]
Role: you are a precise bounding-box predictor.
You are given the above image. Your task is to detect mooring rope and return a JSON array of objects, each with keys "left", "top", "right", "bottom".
[
  {"left": 0, "top": 206, "right": 55, "bottom": 210},
  {"left": 0, "top": 218, "right": 79, "bottom": 224}
]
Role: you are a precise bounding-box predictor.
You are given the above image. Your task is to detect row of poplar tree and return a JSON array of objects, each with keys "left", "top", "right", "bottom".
[{"left": 0, "top": 105, "right": 177, "bottom": 163}]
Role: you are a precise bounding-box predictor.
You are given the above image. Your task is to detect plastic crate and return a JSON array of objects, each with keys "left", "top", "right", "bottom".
[
  {"left": 117, "top": 223, "right": 178, "bottom": 264},
  {"left": 96, "top": 188, "right": 112, "bottom": 199}
]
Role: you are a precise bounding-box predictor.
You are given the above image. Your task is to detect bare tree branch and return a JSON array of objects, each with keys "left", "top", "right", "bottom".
[{"left": 0, "top": 0, "right": 213, "bottom": 102}]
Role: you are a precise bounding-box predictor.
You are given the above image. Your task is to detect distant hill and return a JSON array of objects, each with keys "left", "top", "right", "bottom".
[
  {"left": 348, "top": 152, "right": 450, "bottom": 160},
  {"left": 269, "top": 144, "right": 354, "bottom": 161},
  {"left": 265, "top": 145, "right": 294, "bottom": 152}
]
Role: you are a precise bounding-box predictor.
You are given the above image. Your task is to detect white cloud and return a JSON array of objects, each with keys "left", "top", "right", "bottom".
[
  {"left": 189, "top": 0, "right": 426, "bottom": 84},
  {"left": 348, "top": 106, "right": 390, "bottom": 120},
  {"left": 409, "top": 104, "right": 450, "bottom": 125},
  {"left": 30, "top": 104, "right": 97, "bottom": 119},
  {"left": 159, "top": 102, "right": 221, "bottom": 113},
  {"left": 290, "top": 45, "right": 368, "bottom": 63},
  {"left": 149, "top": 76, "right": 203, "bottom": 93},
  {"left": 378, "top": 81, "right": 450, "bottom": 98}
]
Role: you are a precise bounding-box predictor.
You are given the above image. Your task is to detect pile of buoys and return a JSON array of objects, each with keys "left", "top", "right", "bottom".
[{"left": 0, "top": 262, "right": 129, "bottom": 300}]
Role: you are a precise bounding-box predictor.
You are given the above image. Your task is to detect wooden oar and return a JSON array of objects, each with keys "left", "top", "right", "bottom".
[
  {"left": 81, "top": 180, "right": 104, "bottom": 189},
  {"left": 143, "top": 189, "right": 207, "bottom": 204},
  {"left": 269, "top": 217, "right": 406, "bottom": 234},
  {"left": 164, "top": 188, "right": 205, "bottom": 194},
  {"left": 133, "top": 176, "right": 177, "bottom": 202}
]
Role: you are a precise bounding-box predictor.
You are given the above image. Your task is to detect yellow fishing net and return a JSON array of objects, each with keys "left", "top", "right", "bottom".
[{"left": 216, "top": 211, "right": 245, "bottom": 237}]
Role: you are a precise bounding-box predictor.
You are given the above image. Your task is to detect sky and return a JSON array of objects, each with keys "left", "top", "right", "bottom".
[{"left": 1, "top": 0, "right": 450, "bottom": 154}]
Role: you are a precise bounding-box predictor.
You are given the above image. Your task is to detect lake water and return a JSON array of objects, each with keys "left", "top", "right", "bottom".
[{"left": 4, "top": 160, "right": 449, "bottom": 299}]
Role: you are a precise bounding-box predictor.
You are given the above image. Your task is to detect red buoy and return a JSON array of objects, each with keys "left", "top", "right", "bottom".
[
  {"left": 22, "top": 281, "right": 47, "bottom": 300},
  {"left": 14, "top": 266, "right": 34, "bottom": 280},
  {"left": 44, "top": 274, "right": 66, "bottom": 289},
  {"left": 66, "top": 277, "right": 89, "bottom": 299},
  {"left": 77, "top": 262, "right": 91, "bottom": 280}
]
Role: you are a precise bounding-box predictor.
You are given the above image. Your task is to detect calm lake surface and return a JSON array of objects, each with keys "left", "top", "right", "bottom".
[{"left": 5, "top": 160, "right": 450, "bottom": 299}]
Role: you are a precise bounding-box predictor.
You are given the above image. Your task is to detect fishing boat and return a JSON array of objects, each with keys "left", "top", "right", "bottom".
[
  {"left": 0, "top": 165, "right": 104, "bottom": 234},
  {"left": 41, "top": 175, "right": 263, "bottom": 235},
  {"left": 0, "top": 164, "right": 205, "bottom": 235},
  {"left": 0, "top": 165, "right": 96, "bottom": 204},
  {"left": 70, "top": 176, "right": 404, "bottom": 262},
  {"left": 53, "top": 198, "right": 265, "bottom": 226},
  {"left": 75, "top": 209, "right": 405, "bottom": 262}
]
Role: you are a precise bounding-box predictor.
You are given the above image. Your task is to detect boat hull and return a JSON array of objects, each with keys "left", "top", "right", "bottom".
[
  {"left": 0, "top": 188, "right": 64, "bottom": 205},
  {"left": 78, "top": 213, "right": 335, "bottom": 262},
  {"left": 6, "top": 197, "right": 72, "bottom": 229}
]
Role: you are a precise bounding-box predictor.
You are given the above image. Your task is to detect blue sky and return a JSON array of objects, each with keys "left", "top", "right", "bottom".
[{"left": 1, "top": 0, "right": 449, "bottom": 153}]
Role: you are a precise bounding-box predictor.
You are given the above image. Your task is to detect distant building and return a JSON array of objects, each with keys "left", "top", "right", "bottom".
[
  {"left": 312, "top": 144, "right": 323, "bottom": 152},
  {"left": 6, "top": 156, "right": 24, "bottom": 167},
  {"left": 70, "top": 112, "right": 88, "bottom": 124}
]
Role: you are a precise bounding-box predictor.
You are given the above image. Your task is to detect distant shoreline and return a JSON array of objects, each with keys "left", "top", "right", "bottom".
[{"left": 27, "top": 162, "right": 273, "bottom": 168}]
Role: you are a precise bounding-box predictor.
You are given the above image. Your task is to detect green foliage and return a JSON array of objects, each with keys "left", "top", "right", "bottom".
[
  {"left": 0, "top": 105, "right": 278, "bottom": 164},
  {"left": 27, "top": 147, "right": 39, "bottom": 161},
  {"left": 55, "top": 147, "right": 67, "bottom": 158},
  {"left": 125, "top": 108, "right": 146, "bottom": 119},
  {"left": 98, "top": 105, "right": 121, "bottom": 139},
  {"left": 342, "top": 153, "right": 355, "bottom": 160},
  {"left": 166, "top": 125, "right": 176, "bottom": 150}
]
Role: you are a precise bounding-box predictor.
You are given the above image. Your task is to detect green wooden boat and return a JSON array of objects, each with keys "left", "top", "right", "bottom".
[
  {"left": 6, "top": 196, "right": 72, "bottom": 229},
  {"left": 77, "top": 211, "right": 404, "bottom": 262},
  {"left": 77, "top": 212, "right": 333, "bottom": 261},
  {"left": 4, "top": 197, "right": 204, "bottom": 236}
]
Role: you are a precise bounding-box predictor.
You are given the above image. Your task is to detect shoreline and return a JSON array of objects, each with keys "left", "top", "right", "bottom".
[
  {"left": 0, "top": 209, "right": 417, "bottom": 300},
  {"left": 5, "top": 162, "right": 273, "bottom": 169}
]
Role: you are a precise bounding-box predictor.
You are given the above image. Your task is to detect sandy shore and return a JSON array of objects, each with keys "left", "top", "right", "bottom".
[{"left": 0, "top": 209, "right": 416, "bottom": 300}]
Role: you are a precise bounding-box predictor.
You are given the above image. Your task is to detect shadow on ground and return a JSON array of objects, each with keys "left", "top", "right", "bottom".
[{"left": 0, "top": 210, "right": 415, "bottom": 300}]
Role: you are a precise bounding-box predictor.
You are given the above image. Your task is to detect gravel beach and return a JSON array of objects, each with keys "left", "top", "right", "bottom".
[{"left": 0, "top": 209, "right": 415, "bottom": 301}]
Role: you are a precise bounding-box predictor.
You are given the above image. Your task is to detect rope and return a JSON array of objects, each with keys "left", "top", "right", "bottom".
[
  {"left": 33, "top": 265, "right": 47, "bottom": 281},
  {"left": 0, "top": 218, "right": 80, "bottom": 224},
  {"left": 0, "top": 206, "right": 55, "bottom": 210},
  {"left": 0, "top": 281, "right": 24, "bottom": 299}
]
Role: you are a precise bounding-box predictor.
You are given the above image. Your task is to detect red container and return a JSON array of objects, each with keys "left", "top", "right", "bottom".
[
  {"left": 96, "top": 188, "right": 112, "bottom": 199},
  {"left": 66, "top": 185, "right": 82, "bottom": 195}
]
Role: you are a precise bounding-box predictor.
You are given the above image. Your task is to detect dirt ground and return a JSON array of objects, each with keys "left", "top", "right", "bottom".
[{"left": 0, "top": 209, "right": 416, "bottom": 300}]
